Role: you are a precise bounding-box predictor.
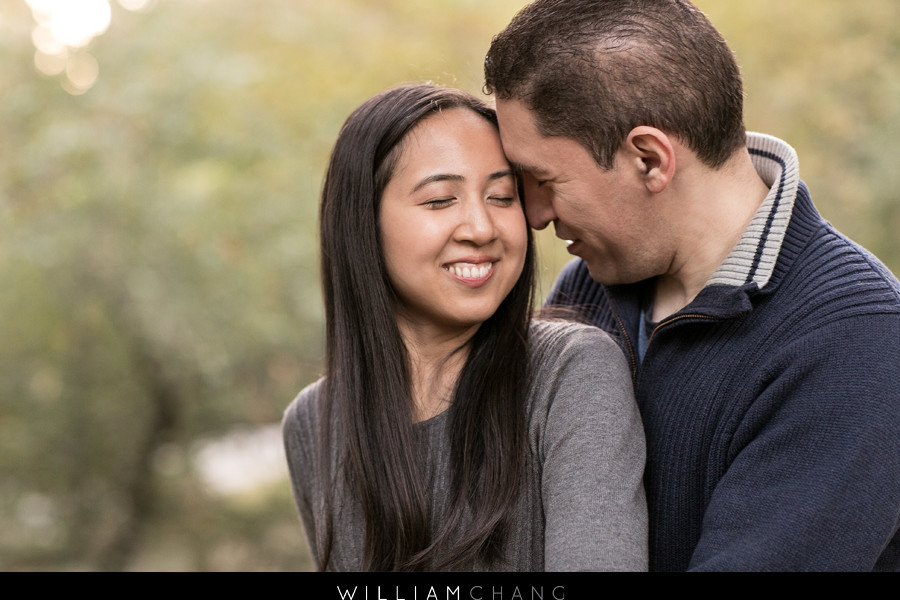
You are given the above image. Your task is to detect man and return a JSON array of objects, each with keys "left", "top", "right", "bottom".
[{"left": 485, "top": 0, "right": 900, "bottom": 571}]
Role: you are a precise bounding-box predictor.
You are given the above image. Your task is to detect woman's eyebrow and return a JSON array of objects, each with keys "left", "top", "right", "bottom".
[
  {"left": 412, "top": 173, "right": 464, "bottom": 192},
  {"left": 508, "top": 161, "right": 547, "bottom": 177},
  {"left": 488, "top": 169, "right": 515, "bottom": 181},
  {"left": 411, "top": 170, "right": 513, "bottom": 192}
]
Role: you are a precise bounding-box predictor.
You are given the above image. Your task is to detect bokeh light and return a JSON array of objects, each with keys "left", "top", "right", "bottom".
[
  {"left": 26, "top": 0, "right": 111, "bottom": 48},
  {"left": 63, "top": 51, "right": 100, "bottom": 94},
  {"left": 118, "top": 0, "right": 154, "bottom": 11},
  {"left": 25, "top": 0, "right": 118, "bottom": 94}
]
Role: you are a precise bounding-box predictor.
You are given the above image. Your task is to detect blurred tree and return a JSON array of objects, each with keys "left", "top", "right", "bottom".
[
  {"left": 0, "top": 0, "right": 552, "bottom": 571},
  {"left": 700, "top": 0, "right": 900, "bottom": 269},
  {"left": 0, "top": 0, "right": 897, "bottom": 571}
]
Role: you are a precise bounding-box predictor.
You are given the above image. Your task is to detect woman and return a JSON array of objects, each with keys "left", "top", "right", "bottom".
[{"left": 282, "top": 84, "right": 647, "bottom": 571}]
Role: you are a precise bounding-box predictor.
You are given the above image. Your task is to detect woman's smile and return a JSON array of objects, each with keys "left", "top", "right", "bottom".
[
  {"left": 443, "top": 258, "right": 496, "bottom": 285},
  {"left": 379, "top": 108, "right": 527, "bottom": 337}
]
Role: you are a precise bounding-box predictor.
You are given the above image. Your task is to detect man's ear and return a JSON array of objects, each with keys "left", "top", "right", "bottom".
[{"left": 623, "top": 126, "right": 675, "bottom": 194}]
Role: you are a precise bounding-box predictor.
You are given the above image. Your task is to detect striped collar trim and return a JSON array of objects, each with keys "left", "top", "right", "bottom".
[{"left": 706, "top": 132, "right": 800, "bottom": 290}]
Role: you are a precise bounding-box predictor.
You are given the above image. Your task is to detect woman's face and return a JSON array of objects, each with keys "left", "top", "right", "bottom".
[{"left": 379, "top": 107, "right": 527, "bottom": 340}]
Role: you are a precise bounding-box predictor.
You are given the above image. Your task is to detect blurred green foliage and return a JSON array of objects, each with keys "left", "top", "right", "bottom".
[{"left": 0, "top": 0, "right": 897, "bottom": 571}]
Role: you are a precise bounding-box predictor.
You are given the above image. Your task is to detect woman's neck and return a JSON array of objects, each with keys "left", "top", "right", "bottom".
[{"left": 396, "top": 319, "right": 478, "bottom": 422}]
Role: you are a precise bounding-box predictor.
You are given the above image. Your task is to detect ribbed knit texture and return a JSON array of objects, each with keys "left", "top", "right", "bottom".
[
  {"left": 547, "top": 133, "right": 900, "bottom": 571},
  {"left": 283, "top": 320, "right": 648, "bottom": 571}
]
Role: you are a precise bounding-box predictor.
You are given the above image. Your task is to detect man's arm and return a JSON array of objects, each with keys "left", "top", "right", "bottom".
[{"left": 689, "top": 314, "right": 900, "bottom": 571}]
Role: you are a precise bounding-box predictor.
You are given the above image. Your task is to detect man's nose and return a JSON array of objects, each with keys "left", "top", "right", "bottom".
[{"left": 522, "top": 174, "right": 555, "bottom": 230}]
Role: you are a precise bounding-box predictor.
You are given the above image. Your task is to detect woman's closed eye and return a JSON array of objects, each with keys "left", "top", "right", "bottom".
[
  {"left": 488, "top": 196, "right": 516, "bottom": 207},
  {"left": 423, "top": 197, "right": 456, "bottom": 209}
]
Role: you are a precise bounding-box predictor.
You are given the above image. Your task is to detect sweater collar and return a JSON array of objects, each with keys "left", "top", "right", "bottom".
[
  {"left": 706, "top": 132, "right": 800, "bottom": 292},
  {"left": 607, "top": 133, "right": 816, "bottom": 325}
]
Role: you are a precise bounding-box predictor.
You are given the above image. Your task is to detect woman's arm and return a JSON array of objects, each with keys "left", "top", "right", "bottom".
[
  {"left": 282, "top": 381, "right": 323, "bottom": 566},
  {"left": 531, "top": 321, "right": 648, "bottom": 571}
]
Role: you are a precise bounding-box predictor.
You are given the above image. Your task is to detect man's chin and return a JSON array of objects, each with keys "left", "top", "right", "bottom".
[
  {"left": 583, "top": 261, "right": 614, "bottom": 285},
  {"left": 583, "top": 260, "right": 641, "bottom": 287}
]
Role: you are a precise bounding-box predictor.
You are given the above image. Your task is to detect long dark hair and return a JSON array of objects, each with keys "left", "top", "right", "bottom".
[{"left": 316, "top": 84, "right": 536, "bottom": 570}]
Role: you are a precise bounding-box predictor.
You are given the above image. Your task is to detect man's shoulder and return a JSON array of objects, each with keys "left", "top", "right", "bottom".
[
  {"left": 777, "top": 221, "right": 900, "bottom": 319},
  {"left": 544, "top": 258, "right": 625, "bottom": 330},
  {"left": 823, "top": 224, "right": 900, "bottom": 293},
  {"left": 548, "top": 258, "right": 608, "bottom": 303}
]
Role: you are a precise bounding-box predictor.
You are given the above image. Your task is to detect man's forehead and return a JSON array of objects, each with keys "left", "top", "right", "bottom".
[
  {"left": 495, "top": 97, "right": 537, "bottom": 128},
  {"left": 497, "top": 99, "right": 545, "bottom": 168}
]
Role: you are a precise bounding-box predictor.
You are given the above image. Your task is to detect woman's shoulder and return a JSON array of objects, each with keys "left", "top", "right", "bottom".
[
  {"left": 528, "top": 319, "right": 623, "bottom": 366},
  {"left": 282, "top": 377, "right": 325, "bottom": 444},
  {"left": 526, "top": 319, "right": 634, "bottom": 416}
]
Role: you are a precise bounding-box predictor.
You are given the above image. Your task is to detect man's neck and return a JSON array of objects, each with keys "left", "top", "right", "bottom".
[{"left": 651, "top": 148, "right": 770, "bottom": 322}]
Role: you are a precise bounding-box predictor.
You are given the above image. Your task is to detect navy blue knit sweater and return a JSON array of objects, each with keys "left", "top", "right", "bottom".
[{"left": 547, "top": 133, "right": 900, "bottom": 571}]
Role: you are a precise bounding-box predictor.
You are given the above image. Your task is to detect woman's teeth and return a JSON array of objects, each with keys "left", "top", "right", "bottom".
[{"left": 446, "top": 263, "right": 492, "bottom": 278}]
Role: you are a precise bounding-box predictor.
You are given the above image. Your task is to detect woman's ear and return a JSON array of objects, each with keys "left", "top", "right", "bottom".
[{"left": 624, "top": 126, "right": 676, "bottom": 194}]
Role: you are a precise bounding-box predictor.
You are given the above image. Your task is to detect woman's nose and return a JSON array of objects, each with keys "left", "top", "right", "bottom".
[{"left": 455, "top": 198, "right": 497, "bottom": 245}]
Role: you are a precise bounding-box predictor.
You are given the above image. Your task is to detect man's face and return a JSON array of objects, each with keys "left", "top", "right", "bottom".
[{"left": 495, "top": 98, "right": 668, "bottom": 286}]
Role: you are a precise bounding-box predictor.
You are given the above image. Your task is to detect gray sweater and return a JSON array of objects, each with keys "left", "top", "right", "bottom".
[{"left": 282, "top": 320, "right": 648, "bottom": 571}]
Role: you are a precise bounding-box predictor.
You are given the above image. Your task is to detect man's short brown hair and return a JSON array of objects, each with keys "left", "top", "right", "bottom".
[{"left": 484, "top": 0, "right": 746, "bottom": 169}]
